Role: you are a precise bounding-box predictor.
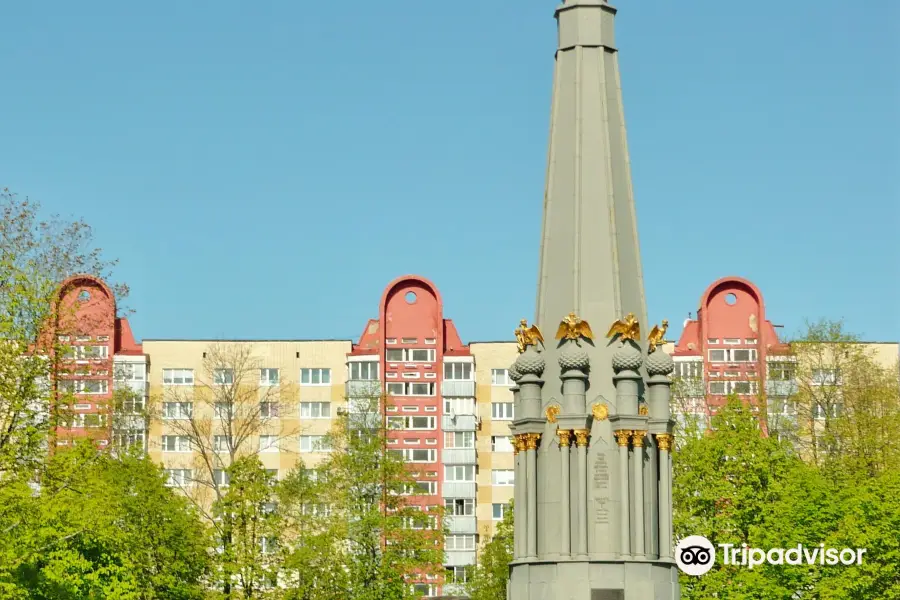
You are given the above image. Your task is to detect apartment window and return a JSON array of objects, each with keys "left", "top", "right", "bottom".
[
  {"left": 115, "top": 430, "right": 145, "bottom": 450},
  {"left": 409, "top": 382, "right": 435, "bottom": 396},
  {"left": 413, "top": 481, "right": 437, "bottom": 495},
  {"left": 259, "top": 402, "right": 278, "bottom": 418},
  {"left": 386, "top": 349, "right": 404, "bottom": 362},
  {"left": 812, "top": 369, "right": 838, "bottom": 385},
  {"left": 444, "top": 431, "right": 475, "bottom": 448},
  {"left": 491, "top": 435, "right": 514, "bottom": 452},
  {"left": 163, "top": 368, "right": 194, "bottom": 386},
  {"left": 116, "top": 363, "right": 145, "bottom": 381},
  {"left": 349, "top": 361, "right": 379, "bottom": 380},
  {"left": 387, "top": 416, "right": 436, "bottom": 430},
  {"left": 258, "top": 435, "right": 278, "bottom": 452},
  {"left": 492, "top": 402, "right": 514, "bottom": 420},
  {"left": 446, "top": 534, "right": 476, "bottom": 551},
  {"left": 259, "top": 537, "right": 277, "bottom": 555},
  {"left": 214, "top": 435, "right": 231, "bottom": 452},
  {"left": 386, "top": 338, "right": 397, "bottom": 345},
  {"left": 769, "top": 363, "right": 795, "bottom": 381},
  {"left": 82, "top": 413, "right": 106, "bottom": 428},
  {"left": 76, "top": 345, "right": 108, "bottom": 359},
  {"left": 408, "top": 348, "right": 435, "bottom": 362},
  {"left": 300, "top": 368, "right": 331, "bottom": 385},
  {"left": 163, "top": 402, "right": 193, "bottom": 420},
  {"left": 213, "top": 469, "right": 230, "bottom": 487},
  {"left": 746, "top": 338, "right": 758, "bottom": 344},
  {"left": 386, "top": 382, "right": 405, "bottom": 395},
  {"left": 492, "top": 503, "right": 511, "bottom": 520},
  {"left": 707, "top": 339, "right": 719, "bottom": 344},
  {"left": 213, "top": 369, "right": 234, "bottom": 385},
  {"left": 214, "top": 402, "right": 234, "bottom": 420},
  {"left": 445, "top": 498, "right": 475, "bottom": 516},
  {"left": 709, "top": 382, "right": 727, "bottom": 395},
  {"left": 708, "top": 350, "right": 726, "bottom": 362},
  {"left": 401, "top": 406, "right": 418, "bottom": 413},
  {"left": 299, "top": 435, "right": 331, "bottom": 452},
  {"left": 265, "top": 469, "right": 278, "bottom": 483},
  {"left": 491, "top": 369, "right": 511, "bottom": 386},
  {"left": 492, "top": 469, "right": 514, "bottom": 486},
  {"left": 80, "top": 380, "right": 108, "bottom": 395},
  {"left": 769, "top": 398, "right": 796, "bottom": 415},
  {"left": 444, "top": 362, "right": 473, "bottom": 380},
  {"left": 161, "top": 435, "right": 190, "bottom": 452},
  {"left": 675, "top": 361, "right": 702, "bottom": 379},
  {"left": 412, "top": 584, "right": 437, "bottom": 598},
  {"left": 300, "top": 401, "right": 331, "bottom": 418},
  {"left": 165, "top": 469, "right": 191, "bottom": 487},
  {"left": 732, "top": 349, "right": 757, "bottom": 362},
  {"left": 398, "top": 448, "right": 436, "bottom": 463},
  {"left": 259, "top": 368, "right": 279, "bottom": 386},
  {"left": 76, "top": 335, "right": 91, "bottom": 342},
  {"left": 445, "top": 465, "right": 475, "bottom": 482},
  {"left": 445, "top": 397, "right": 476, "bottom": 415},
  {"left": 723, "top": 338, "right": 741, "bottom": 345},
  {"left": 447, "top": 566, "right": 468, "bottom": 585},
  {"left": 732, "top": 381, "right": 757, "bottom": 395}
]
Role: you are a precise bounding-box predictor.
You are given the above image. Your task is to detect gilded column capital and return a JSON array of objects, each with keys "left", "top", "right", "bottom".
[
  {"left": 631, "top": 430, "right": 647, "bottom": 447},
  {"left": 525, "top": 432, "right": 542, "bottom": 451},
  {"left": 557, "top": 429, "right": 573, "bottom": 448},
  {"left": 573, "top": 429, "right": 591, "bottom": 448},
  {"left": 655, "top": 433, "right": 674, "bottom": 452},
  {"left": 614, "top": 429, "right": 633, "bottom": 447},
  {"left": 514, "top": 434, "right": 527, "bottom": 454}
]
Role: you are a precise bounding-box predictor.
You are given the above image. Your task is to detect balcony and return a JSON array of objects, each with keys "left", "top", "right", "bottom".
[
  {"left": 442, "top": 482, "right": 476, "bottom": 498},
  {"left": 442, "top": 583, "right": 467, "bottom": 597},
  {"left": 442, "top": 414, "right": 477, "bottom": 432},
  {"left": 442, "top": 448, "right": 476, "bottom": 464},
  {"left": 444, "top": 550, "right": 477, "bottom": 567},
  {"left": 442, "top": 380, "right": 475, "bottom": 397},
  {"left": 446, "top": 515, "right": 477, "bottom": 534},
  {"left": 766, "top": 380, "right": 798, "bottom": 397},
  {"left": 345, "top": 380, "right": 381, "bottom": 398}
]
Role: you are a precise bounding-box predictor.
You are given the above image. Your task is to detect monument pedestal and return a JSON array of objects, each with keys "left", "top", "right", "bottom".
[{"left": 508, "top": 560, "right": 679, "bottom": 600}]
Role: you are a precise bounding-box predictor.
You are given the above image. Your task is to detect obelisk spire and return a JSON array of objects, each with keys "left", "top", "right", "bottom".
[{"left": 535, "top": 0, "right": 648, "bottom": 403}]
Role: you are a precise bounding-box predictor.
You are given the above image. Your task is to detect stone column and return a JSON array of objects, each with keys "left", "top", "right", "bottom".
[
  {"left": 656, "top": 433, "right": 674, "bottom": 560},
  {"left": 573, "top": 428, "right": 590, "bottom": 557},
  {"left": 525, "top": 432, "right": 541, "bottom": 559},
  {"left": 512, "top": 434, "right": 524, "bottom": 559},
  {"left": 558, "top": 429, "right": 573, "bottom": 557},
  {"left": 614, "top": 429, "right": 632, "bottom": 557},
  {"left": 631, "top": 430, "right": 647, "bottom": 558}
]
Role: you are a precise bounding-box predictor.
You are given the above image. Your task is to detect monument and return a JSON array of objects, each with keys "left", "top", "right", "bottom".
[{"left": 507, "top": 0, "right": 680, "bottom": 598}]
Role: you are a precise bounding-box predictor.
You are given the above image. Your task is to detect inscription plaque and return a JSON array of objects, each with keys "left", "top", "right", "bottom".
[
  {"left": 593, "top": 453, "right": 609, "bottom": 490},
  {"left": 595, "top": 496, "right": 610, "bottom": 524}
]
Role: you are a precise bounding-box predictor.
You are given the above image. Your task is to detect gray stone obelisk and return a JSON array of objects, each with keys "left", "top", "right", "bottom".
[{"left": 508, "top": 1, "right": 680, "bottom": 598}]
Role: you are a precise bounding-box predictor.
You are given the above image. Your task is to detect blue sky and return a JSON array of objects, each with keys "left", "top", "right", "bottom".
[{"left": 2, "top": 0, "right": 897, "bottom": 344}]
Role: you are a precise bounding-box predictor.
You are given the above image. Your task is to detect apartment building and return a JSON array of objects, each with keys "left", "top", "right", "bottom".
[
  {"left": 670, "top": 276, "right": 898, "bottom": 433},
  {"left": 51, "top": 274, "right": 148, "bottom": 451}
]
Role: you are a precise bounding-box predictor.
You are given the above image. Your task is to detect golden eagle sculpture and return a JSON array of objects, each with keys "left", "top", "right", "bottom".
[
  {"left": 605, "top": 313, "right": 640, "bottom": 343},
  {"left": 647, "top": 319, "right": 669, "bottom": 352},
  {"left": 515, "top": 319, "right": 544, "bottom": 354},
  {"left": 555, "top": 312, "right": 594, "bottom": 343}
]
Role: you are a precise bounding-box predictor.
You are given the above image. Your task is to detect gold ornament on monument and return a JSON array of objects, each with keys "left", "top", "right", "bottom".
[
  {"left": 555, "top": 312, "right": 595, "bottom": 343},
  {"left": 639, "top": 405, "right": 649, "bottom": 416},
  {"left": 606, "top": 313, "right": 640, "bottom": 342},
  {"left": 545, "top": 404, "right": 560, "bottom": 423},
  {"left": 647, "top": 320, "right": 669, "bottom": 352},
  {"left": 515, "top": 319, "right": 545, "bottom": 354},
  {"left": 592, "top": 402, "right": 609, "bottom": 421}
]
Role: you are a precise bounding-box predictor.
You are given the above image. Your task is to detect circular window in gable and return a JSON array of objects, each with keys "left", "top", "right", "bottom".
[
  {"left": 405, "top": 291, "right": 417, "bottom": 304},
  {"left": 725, "top": 293, "right": 737, "bottom": 306},
  {"left": 77, "top": 290, "right": 91, "bottom": 302}
]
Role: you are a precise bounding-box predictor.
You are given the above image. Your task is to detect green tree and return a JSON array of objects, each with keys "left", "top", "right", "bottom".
[
  {"left": 466, "top": 501, "right": 512, "bottom": 600},
  {"left": 0, "top": 442, "right": 209, "bottom": 598},
  {"left": 280, "top": 394, "right": 445, "bottom": 600},
  {"left": 0, "top": 188, "right": 127, "bottom": 476}
]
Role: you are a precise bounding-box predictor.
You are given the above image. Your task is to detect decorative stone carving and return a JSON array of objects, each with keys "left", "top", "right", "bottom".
[
  {"left": 645, "top": 348, "right": 675, "bottom": 376},
  {"left": 558, "top": 429, "right": 573, "bottom": 448},
  {"left": 515, "top": 347, "right": 546, "bottom": 377},
  {"left": 508, "top": 361, "right": 523, "bottom": 382},
  {"left": 592, "top": 403, "right": 609, "bottom": 421},
  {"left": 638, "top": 405, "right": 649, "bottom": 416},
  {"left": 525, "top": 433, "right": 542, "bottom": 451},
  {"left": 573, "top": 429, "right": 590, "bottom": 448},
  {"left": 558, "top": 340, "right": 590, "bottom": 372},
  {"left": 612, "top": 342, "right": 643, "bottom": 373},
  {"left": 545, "top": 404, "right": 561, "bottom": 423},
  {"left": 631, "top": 430, "right": 647, "bottom": 447},
  {"left": 614, "top": 430, "right": 632, "bottom": 447},
  {"left": 655, "top": 433, "right": 674, "bottom": 452}
]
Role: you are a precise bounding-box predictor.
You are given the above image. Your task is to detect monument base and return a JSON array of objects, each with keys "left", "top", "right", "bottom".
[{"left": 508, "top": 560, "right": 679, "bottom": 600}]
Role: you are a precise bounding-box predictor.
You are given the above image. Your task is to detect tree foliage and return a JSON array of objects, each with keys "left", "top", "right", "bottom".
[{"left": 465, "top": 502, "right": 512, "bottom": 600}]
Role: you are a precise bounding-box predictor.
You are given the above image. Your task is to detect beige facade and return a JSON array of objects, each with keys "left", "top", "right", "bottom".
[
  {"left": 470, "top": 342, "right": 518, "bottom": 539},
  {"left": 143, "top": 340, "right": 352, "bottom": 486}
]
